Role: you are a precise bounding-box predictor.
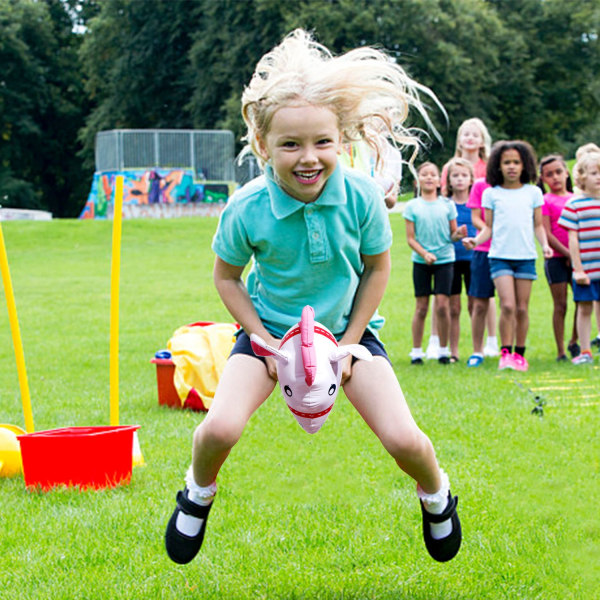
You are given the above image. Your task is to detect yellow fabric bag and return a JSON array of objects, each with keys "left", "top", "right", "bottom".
[{"left": 167, "top": 322, "right": 238, "bottom": 410}]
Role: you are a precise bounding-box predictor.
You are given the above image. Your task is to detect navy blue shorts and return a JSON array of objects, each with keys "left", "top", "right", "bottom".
[
  {"left": 572, "top": 280, "right": 600, "bottom": 302},
  {"left": 231, "top": 329, "right": 391, "bottom": 365},
  {"left": 468, "top": 251, "right": 495, "bottom": 298},
  {"left": 545, "top": 257, "right": 571, "bottom": 285},
  {"left": 450, "top": 260, "right": 471, "bottom": 296}
]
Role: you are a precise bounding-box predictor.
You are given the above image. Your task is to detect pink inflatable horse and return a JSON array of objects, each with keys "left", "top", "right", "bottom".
[{"left": 250, "top": 306, "right": 372, "bottom": 433}]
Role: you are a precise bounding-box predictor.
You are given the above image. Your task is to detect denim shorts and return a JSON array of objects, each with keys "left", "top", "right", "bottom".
[
  {"left": 488, "top": 258, "right": 537, "bottom": 280},
  {"left": 231, "top": 329, "right": 391, "bottom": 365},
  {"left": 468, "top": 251, "right": 495, "bottom": 298},
  {"left": 572, "top": 280, "right": 600, "bottom": 302},
  {"left": 544, "top": 257, "right": 571, "bottom": 285}
]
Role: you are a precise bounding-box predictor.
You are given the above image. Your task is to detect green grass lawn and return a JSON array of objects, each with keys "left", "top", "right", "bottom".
[{"left": 0, "top": 216, "right": 598, "bottom": 599}]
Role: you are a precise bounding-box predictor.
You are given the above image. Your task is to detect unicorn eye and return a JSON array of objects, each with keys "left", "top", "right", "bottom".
[
  {"left": 328, "top": 384, "right": 336, "bottom": 396},
  {"left": 284, "top": 385, "right": 293, "bottom": 397}
]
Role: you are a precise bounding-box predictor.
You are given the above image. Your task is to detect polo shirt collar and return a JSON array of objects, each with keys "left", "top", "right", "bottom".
[{"left": 265, "top": 163, "right": 347, "bottom": 219}]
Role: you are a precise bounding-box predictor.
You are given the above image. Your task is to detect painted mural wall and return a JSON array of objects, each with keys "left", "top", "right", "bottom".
[{"left": 79, "top": 169, "right": 237, "bottom": 219}]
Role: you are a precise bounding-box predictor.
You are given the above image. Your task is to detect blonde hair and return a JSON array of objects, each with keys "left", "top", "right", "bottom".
[
  {"left": 575, "top": 142, "right": 600, "bottom": 161},
  {"left": 455, "top": 118, "right": 492, "bottom": 161},
  {"left": 445, "top": 157, "right": 474, "bottom": 196},
  {"left": 573, "top": 151, "right": 600, "bottom": 191},
  {"left": 241, "top": 29, "right": 444, "bottom": 172}
]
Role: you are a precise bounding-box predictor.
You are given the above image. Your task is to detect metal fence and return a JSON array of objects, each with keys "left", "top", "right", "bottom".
[{"left": 95, "top": 129, "right": 237, "bottom": 181}]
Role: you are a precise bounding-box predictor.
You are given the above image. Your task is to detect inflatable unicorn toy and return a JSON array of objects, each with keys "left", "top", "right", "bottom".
[{"left": 250, "top": 305, "right": 372, "bottom": 434}]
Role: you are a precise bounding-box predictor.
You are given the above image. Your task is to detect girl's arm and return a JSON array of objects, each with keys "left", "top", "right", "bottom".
[
  {"left": 568, "top": 229, "right": 590, "bottom": 285},
  {"left": 534, "top": 207, "right": 553, "bottom": 259},
  {"left": 542, "top": 214, "right": 570, "bottom": 258},
  {"left": 338, "top": 249, "right": 391, "bottom": 383},
  {"left": 213, "top": 256, "right": 280, "bottom": 378},
  {"left": 405, "top": 220, "right": 436, "bottom": 264},
  {"left": 449, "top": 218, "right": 467, "bottom": 241},
  {"left": 463, "top": 208, "right": 492, "bottom": 250},
  {"left": 470, "top": 207, "right": 486, "bottom": 231}
]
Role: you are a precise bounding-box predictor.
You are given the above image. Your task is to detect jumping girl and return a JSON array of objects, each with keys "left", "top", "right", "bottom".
[{"left": 164, "top": 29, "right": 461, "bottom": 565}]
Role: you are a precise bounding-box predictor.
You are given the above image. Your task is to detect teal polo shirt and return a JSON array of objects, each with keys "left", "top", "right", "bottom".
[{"left": 212, "top": 163, "right": 392, "bottom": 338}]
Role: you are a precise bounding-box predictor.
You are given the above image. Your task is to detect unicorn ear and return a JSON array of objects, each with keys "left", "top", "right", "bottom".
[
  {"left": 250, "top": 333, "right": 289, "bottom": 363},
  {"left": 329, "top": 344, "right": 373, "bottom": 364}
]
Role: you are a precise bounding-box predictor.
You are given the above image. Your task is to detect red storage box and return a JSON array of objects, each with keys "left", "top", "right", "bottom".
[
  {"left": 18, "top": 425, "right": 139, "bottom": 491},
  {"left": 151, "top": 357, "right": 181, "bottom": 408}
]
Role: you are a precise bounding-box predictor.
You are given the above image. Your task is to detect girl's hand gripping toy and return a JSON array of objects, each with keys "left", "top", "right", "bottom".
[{"left": 250, "top": 305, "right": 372, "bottom": 433}]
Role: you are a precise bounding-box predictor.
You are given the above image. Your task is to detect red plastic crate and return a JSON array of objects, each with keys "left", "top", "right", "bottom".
[{"left": 18, "top": 425, "right": 139, "bottom": 491}]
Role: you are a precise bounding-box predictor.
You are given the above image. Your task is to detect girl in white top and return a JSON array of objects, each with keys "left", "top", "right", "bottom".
[{"left": 463, "top": 140, "right": 552, "bottom": 372}]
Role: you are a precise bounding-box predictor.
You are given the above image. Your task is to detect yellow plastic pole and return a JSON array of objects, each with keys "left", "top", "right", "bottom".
[
  {"left": 0, "top": 221, "right": 35, "bottom": 433},
  {"left": 109, "top": 176, "right": 124, "bottom": 426}
]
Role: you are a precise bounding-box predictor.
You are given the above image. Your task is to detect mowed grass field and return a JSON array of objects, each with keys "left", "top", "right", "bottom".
[{"left": 0, "top": 215, "right": 598, "bottom": 599}]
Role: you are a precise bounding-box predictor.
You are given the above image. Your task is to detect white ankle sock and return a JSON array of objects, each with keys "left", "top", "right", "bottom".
[
  {"left": 175, "top": 467, "right": 217, "bottom": 537},
  {"left": 410, "top": 347, "right": 425, "bottom": 359},
  {"left": 438, "top": 346, "right": 450, "bottom": 358},
  {"left": 417, "top": 469, "right": 452, "bottom": 540}
]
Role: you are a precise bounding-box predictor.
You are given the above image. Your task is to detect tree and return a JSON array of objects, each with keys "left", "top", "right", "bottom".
[
  {"left": 0, "top": 0, "right": 93, "bottom": 216},
  {"left": 78, "top": 0, "right": 203, "bottom": 170}
]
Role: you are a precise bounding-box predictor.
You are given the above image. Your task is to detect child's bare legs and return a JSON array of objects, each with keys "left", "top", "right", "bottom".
[
  {"left": 494, "top": 275, "right": 517, "bottom": 347},
  {"left": 549, "top": 282, "right": 569, "bottom": 357},
  {"left": 486, "top": 297, "right": 497, "bottom": 337},
  {"left": 514, "top": 279, "right": 532, "bottom": 347},
  {"left": 470, "top": 296, "right": 490, "bottom": 354},
  {"left": 344, "top": 357, "right": 442, "bottom": 493},
  {"left": 434, "top": 293, "right": 450, "bottom": 350},
  {"left": 577, "top": 301, "right": 594, "bottom": 353},
  {"left": 193, "top": 354, "right": 275, "bottom": 485},
  {"left": 448, "top": 293, "right": 465, "bottom": 358},
  {"left": 166, "top": 354, "right": 275, "bottom": 564},
  {"left": 411, "top": 296, "right": 430, "bottom": 351},
  {"left": 344, "top": 356, "right": 461, "bottom": 561}
]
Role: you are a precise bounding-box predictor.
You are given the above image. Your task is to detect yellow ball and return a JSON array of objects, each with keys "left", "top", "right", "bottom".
[{"left": 0, "top": 427, "right": 23, "bottom": 477}]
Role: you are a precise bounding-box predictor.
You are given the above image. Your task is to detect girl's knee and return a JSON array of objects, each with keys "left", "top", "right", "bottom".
[
  {"left": 383, "top": 427, "right": 431, "bottom": 461},
  {"left": 194, "top": 417, "right": 242, "bottom": 454}
]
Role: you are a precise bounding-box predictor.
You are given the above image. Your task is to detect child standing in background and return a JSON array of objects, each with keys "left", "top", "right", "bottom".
[
  {"left": 446, "top": 158, "right": 476, "bottom": 361},
  {"left": 575, "top": 143, "right": 600, "bottom": 350},
  {"left": 558, "top": 151, "right": 600, "bottom": 365},
  {"left": 427, "top": 117, "right": 497, "bottom": 360},
  {"left": 404, "top": 162, "right": 466, "bottom": 364},
  {"left": 538, "top": 154, "right": 579, "bottom": 361},
  {"left": 440, "top": 118, "right": 491, "bottom": 196},
  {"left": 164, "top": 29, "right": 462, "bottom": 566},
  {"left": 463, "top": 141, "right": 552, "bottom": 371}
]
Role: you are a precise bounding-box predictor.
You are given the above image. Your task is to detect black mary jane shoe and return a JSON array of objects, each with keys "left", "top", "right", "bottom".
[
  {"left": 420, "top": 491, "right": 462, "bottom": 562},
  {"left": 165, "top": 489, "right": 213, "bottom": 564}
]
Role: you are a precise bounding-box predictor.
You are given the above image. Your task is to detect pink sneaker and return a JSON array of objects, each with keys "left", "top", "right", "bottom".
[
  {"left": 498, "top": 348, "right": 514, "bottom": 370},
  {"left": 512, "top": 353, "right": 529, "bottom": 372}
]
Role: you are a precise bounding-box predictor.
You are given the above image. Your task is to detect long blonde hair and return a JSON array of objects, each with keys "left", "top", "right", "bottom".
[{"left": 241, "top": 29, "right": 444, "bottom": 173}]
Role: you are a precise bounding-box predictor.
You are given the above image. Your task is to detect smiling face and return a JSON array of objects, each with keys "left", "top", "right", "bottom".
[
  {"left": 417, "top": 164, "right": 440, "bottom": 196},
  {"left": 540, "top": 159, "right": 569, "bottom": 195},
  {"left": 258, "top": 104, "right": 342, "bottom": 203},
  {"left": 458, "top": 123, "right": 484, "bottom": 156},
  {"left": 499, "top": 148, "right": 523, "bottom": 187}
]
